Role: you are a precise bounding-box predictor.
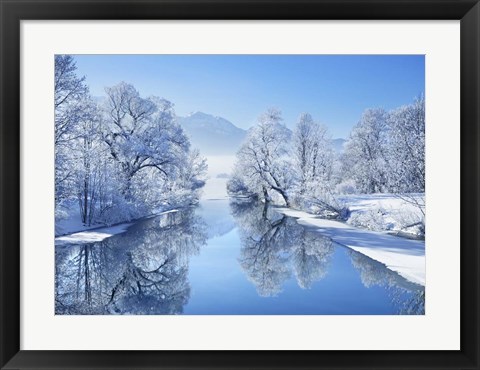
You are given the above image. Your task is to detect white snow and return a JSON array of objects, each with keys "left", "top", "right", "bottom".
[
  {"left": 55, "top": 206, "right": 99, "bottom": 237},
  {"left": 201, "top": 154, "right": 426, "bottom": 286},
  {"left": 157, "top": 209, "right": 179, "bottom": 215},
  {"left": 339, "top": 193, "right": 425, "bottom": 236},
  {"left": 55, "top": 209, "right": 179, "bottom": 246},
  {"left": 55, "top": 223, "right": 133, "bottom": 246},
  {"left": 277, "top": 207, "right": 425, "bottom": 286}
]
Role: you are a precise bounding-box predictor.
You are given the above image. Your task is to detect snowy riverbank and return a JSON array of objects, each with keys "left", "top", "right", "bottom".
[
  {"left": 339, "top": 193, "right": 425, "bottom": 238},
  {"left": 55, "top": 210, "right": 179, "bottom": 246},
  {"left": 55, "top": 223, "right": 134, "bottom": 246},
  {"left": 202, "top": 157, "right": 426, "bottom": 286},
  {"left": 276, "top": 207, "right": 425, "bottom": 286}
]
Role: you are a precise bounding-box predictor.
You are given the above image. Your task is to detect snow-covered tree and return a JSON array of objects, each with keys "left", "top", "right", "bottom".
[
  {"left": 228, "top": 108, "right": 293, "bottom": 206},
  {"left": 342, "top": 108, "right": 389, "bottom": 193},
  {"left": 341, "top": 98, "right": 425, "bottom": 197},
  {"left": 226, "top": 172, "right": 258, "bottom": 199},
  {"left": 293, "top": 113, "right": 333, "bottom": 192},
  {"left": 55, "top": 58, "right": 207, "bottom": 229},
  {"left": 100, "top": 82, "right": 205, "bottom": 219},
  {"left": 385, "top": 97, "right": 426, "bottom": 230},
  {"left": 160, "top": 149, "right": 208, "bottom": 209},
  {"left": 54, "top": 55, "right": 88, "bottom": 143},
  {"left": 387, "top": 96, "right": 425, "bottom": 193},
  {"left": 103, "top": 84, "right": 172, "bottom": 195},
  {"left": 291, "top": 113, "right": 342, "bottom": 216},
  {"left": 71, "top": 98, "right": 105, "bottom": 225},
  {"left": 54, "top": 55, "right": 89, "bottom": 213}
]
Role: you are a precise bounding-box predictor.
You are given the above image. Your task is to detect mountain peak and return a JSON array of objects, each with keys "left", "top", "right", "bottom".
[
  {"left": 177, "top": 112, "right": 247, "bottom": 155},
  {"left": 186, "top": 111, "right": 230, "bottom": 124},
  {"left": 180, "top": 112, "right": 244, "bottom": 132},
  {"left": 187, "top": 111, "right": 209, "bottom": 118}
]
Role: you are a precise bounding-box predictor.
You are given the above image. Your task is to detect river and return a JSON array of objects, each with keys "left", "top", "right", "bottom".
[{"left": 55, "top": 186, "right": 425, "bottom": 315}]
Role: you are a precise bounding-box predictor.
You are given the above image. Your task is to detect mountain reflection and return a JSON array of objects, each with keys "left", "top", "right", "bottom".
[
  {"left": 55, "top": 209, "right": 207, "bottom": 315},
  {"left": 231, "top": 201, "right": 334, "bottom": 297}
]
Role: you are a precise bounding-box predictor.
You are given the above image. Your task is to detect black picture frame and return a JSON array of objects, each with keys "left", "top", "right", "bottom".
[{"left": 1, "top": 0, "right": 479, "bottom": 369}]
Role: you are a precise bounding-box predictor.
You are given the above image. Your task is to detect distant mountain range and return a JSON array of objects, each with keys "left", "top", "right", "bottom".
[
  {"left": 177, "top": 111, "right": 346, "bottom": 156},
  {"left": 177, "top": 112, "right": 247, "bottom": 155}
]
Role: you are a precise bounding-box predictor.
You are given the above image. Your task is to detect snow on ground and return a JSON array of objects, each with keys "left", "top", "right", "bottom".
[
  {"left": 54, "top": 153, "right": 233, "bottom": 243},
  {"left": 55, "top": 223, "right": 134, "bottom": 246},
  {"left": 55, "top": 210, "right": 179, "bottom": 246},
  {"left": 200, "top": 154, "right": 425, "bottom": 286},
  {"left": 339, "top": 193, "right": 425, "bottom": 236},
  {"left": 277, "top": 207, "right": 425, "bottom": 286},
  {"left": 55, "top": 206, "right": 100, "bottom": 237},
  {"left": 55, "top": 203, "right": 141, "bottom": 238}
]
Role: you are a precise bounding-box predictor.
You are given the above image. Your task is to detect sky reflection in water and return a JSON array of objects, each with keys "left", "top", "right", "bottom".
[{"left": 55, "top": 200, "right": 425, "bottom": 315}]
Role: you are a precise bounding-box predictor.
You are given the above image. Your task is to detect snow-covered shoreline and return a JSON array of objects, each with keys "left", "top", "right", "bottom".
[
  {"left": 339, "top": 193, "right": 425, "bottom": 238},
  {"left": 276, "top": 207, "right": 425, "bottom": 286},
  {"left": 55, "top": 223, "right": 134, "bottom": 246},
  {"left": 55, "top": 209, "right": 179, "bottom": 246}
]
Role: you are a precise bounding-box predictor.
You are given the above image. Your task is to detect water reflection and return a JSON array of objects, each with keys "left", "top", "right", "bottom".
[
  {"left": 55, "top": 200, "right": 425, "bottom": 315},
  {"left": 231, "top": 200, "right": 425, "bottom": 314},
  {"left": 348, "top": 249, "right": 425, "bottom": 314},
  {"left": 55, "top": 209, "right": 207, "bottom": 314},
  {"left": 231, "top": 201, "right": 334, "bottom": 297}
]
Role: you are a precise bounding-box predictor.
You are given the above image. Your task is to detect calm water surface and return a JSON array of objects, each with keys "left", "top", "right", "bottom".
[{"left": 55, "top": 199, "right": 425, "bottom": 315}]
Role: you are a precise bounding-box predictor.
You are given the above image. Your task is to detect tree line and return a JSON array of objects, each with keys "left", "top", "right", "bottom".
[
  {"left": 55, "top": 55, "right": 206, "bottom": 228},
  {"left": 228, "top": 97, "right": 425, "bottom": 218}
]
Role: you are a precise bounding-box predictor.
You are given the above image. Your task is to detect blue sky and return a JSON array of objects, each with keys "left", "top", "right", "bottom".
[{"left": 73, "top": 54, "right": 424, "bottom": 139}]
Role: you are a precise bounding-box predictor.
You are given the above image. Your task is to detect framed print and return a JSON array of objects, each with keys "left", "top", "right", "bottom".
[{"left": 0, "top": 0, "right": 479, "bottom": 369}]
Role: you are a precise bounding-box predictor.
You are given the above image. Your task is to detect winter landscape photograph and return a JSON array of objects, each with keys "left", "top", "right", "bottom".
[{"left": 55, "top": 54, "right": 425, "bottom": 315}]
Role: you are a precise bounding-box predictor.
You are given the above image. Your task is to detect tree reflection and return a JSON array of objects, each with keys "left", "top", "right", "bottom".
[
  {"left": 232, "top": 200, "right": 425, "bottom": 315},
  {"left": 292, "top": 231, "right": 334, "bottom": 289},
  {"left": 55, "top": 243, "right": 114, "bottom": 314},
  {"left": 55, "top": 208, "right": 207, "bottom": 314},
  {"left": 347, "top": 249, "right": 425, "bottom": 314},
  {"left": 107, "top": 251, "right": 190, "bottom": 315},
  {"left": 231, "top": 201, "right": 334, "bottom": 296}
]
